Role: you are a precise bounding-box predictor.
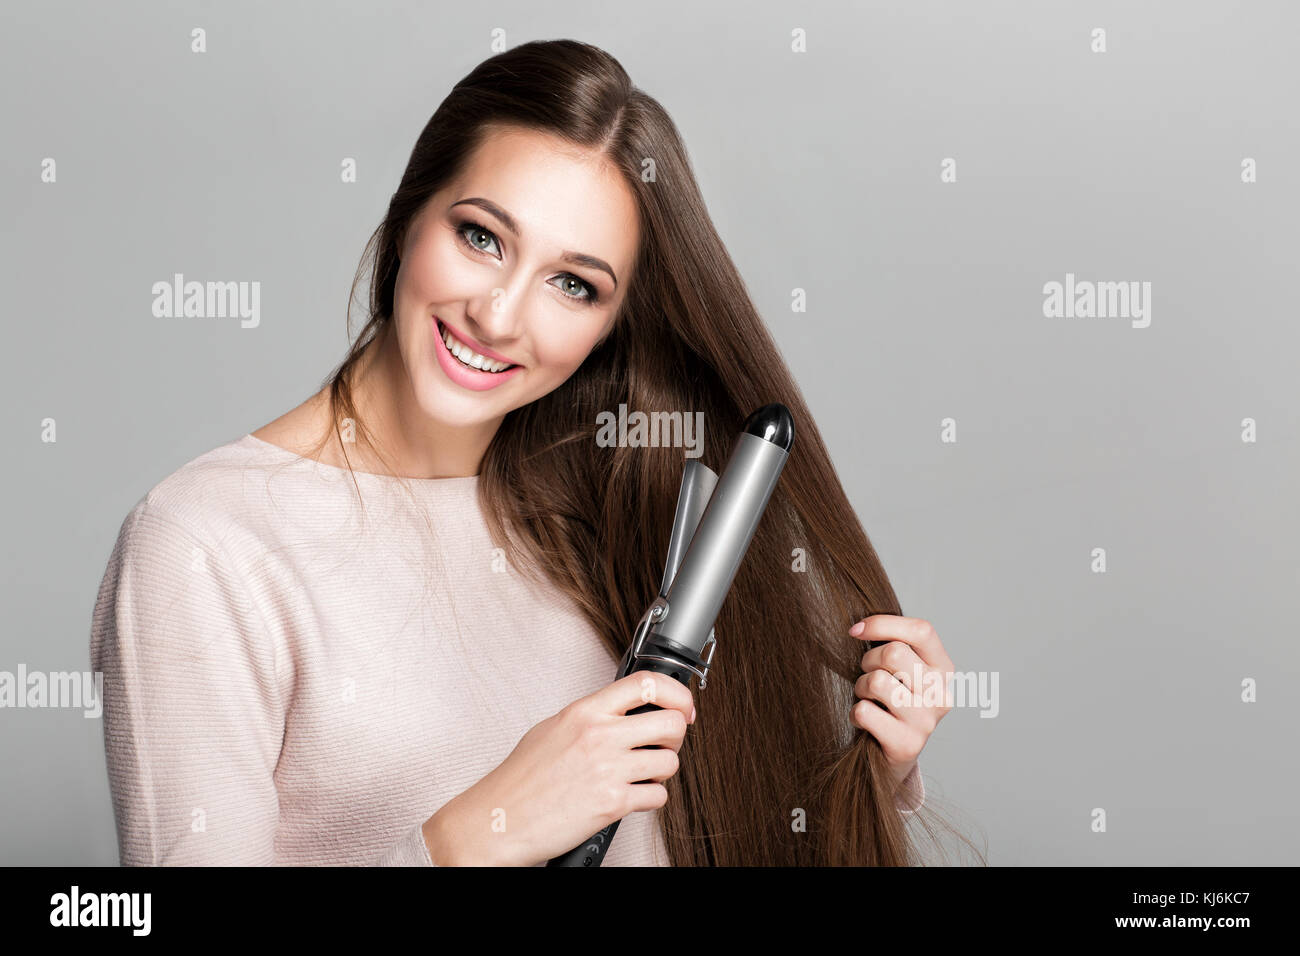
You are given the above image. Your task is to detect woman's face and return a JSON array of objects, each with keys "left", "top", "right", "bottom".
[{"left": 390, "top": 125, "right": 640, "bottom": 429}]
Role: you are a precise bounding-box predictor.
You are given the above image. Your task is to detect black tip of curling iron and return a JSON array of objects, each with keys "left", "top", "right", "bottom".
[{"left": 743, "top": 403, "right": 795, "bottom": 451}]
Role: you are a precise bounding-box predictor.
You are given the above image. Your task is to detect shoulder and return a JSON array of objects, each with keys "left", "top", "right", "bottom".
[
  {"left": 130, "top": 391, "right": 331, "bottom": 531},
  {"left": 129, "top": 434, "right": 267, "bottom": 537},
  {"left": 111, "top": 425, "right": 319, "bottom": 569},
  {"left": 93, "top": 437, "right": 276, "bottom": 639}
]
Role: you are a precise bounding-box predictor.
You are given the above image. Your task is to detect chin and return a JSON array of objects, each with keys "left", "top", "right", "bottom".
[
  {"left": 414, "top": 377, "right": 488, "bottom": 422},
  {"left": 416, "top": 363, "right": 522, "bottom": 424}
]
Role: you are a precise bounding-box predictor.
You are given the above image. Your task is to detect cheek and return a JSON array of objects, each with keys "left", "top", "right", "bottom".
[
  {"left": 400, "top": 235, "right": 476, "bottom": 305},
  {"left": 530, "top": 324, "right": 605, "bottom": 374}
]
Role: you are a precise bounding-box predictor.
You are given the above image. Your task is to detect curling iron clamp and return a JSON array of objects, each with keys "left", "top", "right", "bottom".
[{"left": 547, "top": 402, "right": 796, "bottom": 866}]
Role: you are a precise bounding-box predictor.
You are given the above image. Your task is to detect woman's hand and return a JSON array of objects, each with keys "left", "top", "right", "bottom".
[
  {"left": 849, "top": 615, "right": 954, "bottom": 787},
  {"left": 425, "top": 670, "right": 694, "bottom": 866}
]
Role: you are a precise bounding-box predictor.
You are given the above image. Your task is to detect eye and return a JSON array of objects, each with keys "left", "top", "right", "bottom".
[
  {"left": 549, "top": 274, "right": 600, "bottom": 305},
  {"left": 457, "top": 221, "right": 501, "bottom": 257}
]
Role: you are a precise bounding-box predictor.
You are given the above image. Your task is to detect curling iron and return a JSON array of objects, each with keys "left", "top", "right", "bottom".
[{"left": 546, "top": 402, "right": 795, "bottom": 866}]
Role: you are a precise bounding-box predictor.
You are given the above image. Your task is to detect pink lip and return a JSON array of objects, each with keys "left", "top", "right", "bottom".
[{"left": 432, "top": 317, "right": 524, "bottom": 391}]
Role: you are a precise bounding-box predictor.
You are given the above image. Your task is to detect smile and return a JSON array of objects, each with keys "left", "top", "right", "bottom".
[
  {"left": 437, "top": 319, "right": 517, "bottom": 372},
  {"left": 432, "top": 317, "right": 525, "bottom": 391}
]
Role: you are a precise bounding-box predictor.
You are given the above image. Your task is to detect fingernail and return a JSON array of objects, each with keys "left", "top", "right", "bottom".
[
  {"left": 849, "top": 621, "right": 864, "bottom": 636},
  {"left": 690, "top": 706, "right": 696, "bottom": 723}
]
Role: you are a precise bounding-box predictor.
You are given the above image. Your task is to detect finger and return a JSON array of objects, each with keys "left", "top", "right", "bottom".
[
  {"left": 850, "top": 615, "right": 952, "bottom": 671},
  {"left": 594, "top": 671, "right": 694, "bottom": 723},
  {"left": 617, "top": 707, "right": 690, "bottom": 752},
  {"left": 625, "top": 781, "right": 670, "bottom": 813},
  {"left": 859, "top": 640, "right": 926, "bottom": 690},
  {"left": 625, "top": 746, "right": 681, "bottom": 785},
  {"left": 849, "top": 694, "right": 911, "bottom": 755},
  {"left": 852, "top": 697, "right": 926, "bottom": 766},
  {"left": 857, "top": 668, "right": 940, "bottom": 733},
  {"left": 855, "top": 667, "right": 915, "bottom": 717}
]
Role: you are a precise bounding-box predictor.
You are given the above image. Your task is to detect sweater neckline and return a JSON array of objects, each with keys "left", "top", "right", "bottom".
[{"left": 239, "top": 433, "right": 481, "bottom": 490}]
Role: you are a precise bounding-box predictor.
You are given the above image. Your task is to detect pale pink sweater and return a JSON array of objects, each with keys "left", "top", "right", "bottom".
[{"left": 89, "top": 433, "right": 924, "bottom": 866}]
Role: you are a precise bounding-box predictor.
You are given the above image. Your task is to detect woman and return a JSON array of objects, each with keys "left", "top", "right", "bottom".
[{"left": 91, "top": 39, "right": 967, "bottom": 866}]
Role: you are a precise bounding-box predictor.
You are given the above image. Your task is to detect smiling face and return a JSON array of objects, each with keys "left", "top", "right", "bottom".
[{"left": 389, "top": 124, "right": 640, "bottom": 429}]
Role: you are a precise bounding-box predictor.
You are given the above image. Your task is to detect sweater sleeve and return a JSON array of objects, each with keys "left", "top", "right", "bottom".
[
  {"left": 897, "top": 761, "right": 926, "bottom": 816},
  {"left": 90, "top": 501, "right": 436, "bottom": 866},
  {"left": 374, "top": 822, "right": 436, "bottom": 866}
]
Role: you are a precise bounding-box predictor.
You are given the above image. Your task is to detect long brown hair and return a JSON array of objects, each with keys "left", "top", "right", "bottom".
[{"left": 316, "top": 39, "right": 980, "bottom": 866}]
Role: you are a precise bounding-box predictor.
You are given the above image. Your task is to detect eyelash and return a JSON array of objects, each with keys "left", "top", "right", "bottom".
[{"left": 454, "top": 219, "right": 601, "bottom": 306}]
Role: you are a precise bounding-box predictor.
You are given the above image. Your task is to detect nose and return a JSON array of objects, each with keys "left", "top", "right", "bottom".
[{"left": 464, "top": 281, "right": 525, "bottom": 349}]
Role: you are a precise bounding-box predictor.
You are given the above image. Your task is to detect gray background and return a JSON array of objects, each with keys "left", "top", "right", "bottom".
[{"left": 2, "top": 0, "right": 1296, "bottom": 865}]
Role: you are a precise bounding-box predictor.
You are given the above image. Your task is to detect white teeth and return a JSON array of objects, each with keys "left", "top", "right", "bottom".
[{"left": 441, "top": 325, "right": 512, "bottom": 372}]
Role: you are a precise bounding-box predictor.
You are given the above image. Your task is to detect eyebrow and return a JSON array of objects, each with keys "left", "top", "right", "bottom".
[{"left": 449, "top": 197, "right": 619, "bottom": 290}]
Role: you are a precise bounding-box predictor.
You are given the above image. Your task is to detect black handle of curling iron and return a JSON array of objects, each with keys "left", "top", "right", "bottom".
[{"left": 545, "top": 657, "right": 687, "bottom": 867}]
